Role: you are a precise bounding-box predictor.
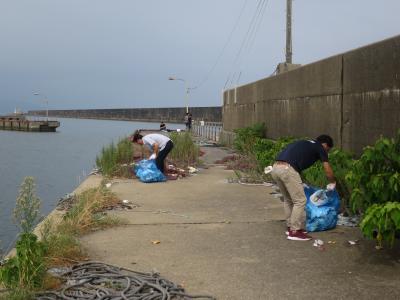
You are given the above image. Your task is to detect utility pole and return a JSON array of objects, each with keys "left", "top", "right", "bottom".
[{"left": 286, "top": 0, "right": 293, "bottom": 64}]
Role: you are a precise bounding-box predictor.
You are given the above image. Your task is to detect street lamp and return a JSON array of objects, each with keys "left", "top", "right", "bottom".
[
  {"left": 33, "top": 92, "right": 48, "bottom": 121},
  {"left": 168, "top": 76, "right": 190, "bottom": 113}
]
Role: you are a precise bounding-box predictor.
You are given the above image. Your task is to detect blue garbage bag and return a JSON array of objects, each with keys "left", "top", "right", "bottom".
[
  {"left": 134, "top": 159, "right": 166, "bottom": 183},
  {"left": 304, "top": 185, "right": 340, "bottom": 232}
]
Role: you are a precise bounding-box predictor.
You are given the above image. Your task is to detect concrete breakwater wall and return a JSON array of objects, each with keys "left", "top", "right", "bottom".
[
  {"left": 222, "top": 35, "right": 400, "bottom": 154},
  {"left": 29, "top": 107, "right": 222, "bottom": 124}
]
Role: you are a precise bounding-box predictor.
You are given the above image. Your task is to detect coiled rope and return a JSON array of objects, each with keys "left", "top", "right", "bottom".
[{"left": 36, "top": 261, "right": 215, "bottom": 300}]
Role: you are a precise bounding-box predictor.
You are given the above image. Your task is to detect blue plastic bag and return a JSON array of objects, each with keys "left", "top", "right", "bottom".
[
  {"left": 134, "top": 159, "right": 166, "bottom": 183},
  {"left": 304, "top": 185, "right": 340, "bottom": 232}
]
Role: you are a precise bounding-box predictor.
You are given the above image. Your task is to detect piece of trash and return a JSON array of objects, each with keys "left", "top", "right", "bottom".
[
  {"left": 264, "top": 166, "right": 273, "bottom": 174},
  {"left": 313, "top": 239, "right": 324, "bottom": 247},
  {"left": 188, "top": 166, "right": 198, "bottom": 174},
  {"left": 309, "top": 190, "right": 329, "bottom": 206},
  {"left": 337, "top": 214, "right": 360, "bottom": 227},
  {"left": 105, "top": 183, "right": 112, "bottom": 188},
  {"left": 122, "top": 200, "right": 130, "bottom": 204},
  {"left": 327, "top": 240, "right": 336, "bottom": 244},
  {"left": 348, "top": 240, "right": 359, "bottom": 245},
  {"left": 151, "top": 240, "right": 161, "bottom": 245},
  {"left": 375, "top": 245, "right": 384, "bottom": 250}
]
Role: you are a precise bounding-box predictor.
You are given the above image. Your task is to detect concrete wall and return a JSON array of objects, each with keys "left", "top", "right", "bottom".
[
  {"left": 29, "top": 107, "right": 222, "bottom": 123},
  {"left": 222, "top": 35, "right": 400, "bottom": 154}
]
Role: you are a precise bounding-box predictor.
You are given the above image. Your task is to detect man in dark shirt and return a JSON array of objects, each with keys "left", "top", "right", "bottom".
[{"left": 271, "top": 135, "right": 336, "bottom": 241}]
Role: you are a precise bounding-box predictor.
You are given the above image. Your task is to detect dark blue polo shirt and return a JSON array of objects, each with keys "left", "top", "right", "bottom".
[{"left": 276, "top": 140, "right": 328, "bottom": 173}]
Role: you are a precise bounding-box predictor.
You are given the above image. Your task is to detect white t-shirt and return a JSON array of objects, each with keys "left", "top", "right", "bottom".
[{"left": 142, "top": 134, "right": 171, "bottom": 151}]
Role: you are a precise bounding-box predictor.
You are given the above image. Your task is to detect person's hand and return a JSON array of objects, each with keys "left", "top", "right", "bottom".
[
  {"left": 149, "top": 153, "right": 156, "bottom": 160},
  {"left": 326, "top": 182, "right": 336, "bottom": 191}
]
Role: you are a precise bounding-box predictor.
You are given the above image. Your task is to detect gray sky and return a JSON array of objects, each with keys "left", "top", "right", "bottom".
[{"left": 0, "top": 0, "right": 399, "bottom": 113}]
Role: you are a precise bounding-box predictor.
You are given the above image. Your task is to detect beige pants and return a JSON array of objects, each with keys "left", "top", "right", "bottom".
[{"left": 271, "top": 163, "right": 306, "bottom": 231}]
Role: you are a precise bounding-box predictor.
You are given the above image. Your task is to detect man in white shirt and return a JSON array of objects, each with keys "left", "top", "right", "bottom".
[{"left": 131, "top": 131, "right": 174, "bottom": 174}]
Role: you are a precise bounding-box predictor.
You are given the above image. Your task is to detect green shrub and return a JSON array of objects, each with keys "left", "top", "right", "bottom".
[
  {"left": 169, "top": 132, "right": 199, "bottom": 167},
  {"left": 0, "top": 178, "right": 46, "bottom": 291},
  {"left": 346, "top": 131, "right": 400, "bottom": 213},
  {"left": 96, "top": 137, "right": 134, "bottom": 177},
  {"left": 253, "top": 136, "right": 297, "bottom": 170},
  {"left": 0, "top": 233, "right": 46, "bottom": 289},
  {"left": 360, "top": 202, "right": 400, "bottom": 248},
  {"left": 233, "top": 123, "right": 266, "bottom": 154}
]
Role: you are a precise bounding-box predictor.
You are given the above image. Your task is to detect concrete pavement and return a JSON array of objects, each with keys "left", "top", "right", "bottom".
[{"left": 80, "top": 146, "right": 400, "bottom": 300}]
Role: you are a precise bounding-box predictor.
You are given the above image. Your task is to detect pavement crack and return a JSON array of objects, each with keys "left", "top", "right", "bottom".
[{"left": 123, "top": 221, "right": 269, "bottom": 226}]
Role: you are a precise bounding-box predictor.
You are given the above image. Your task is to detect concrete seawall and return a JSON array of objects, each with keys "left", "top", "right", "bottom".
[
  {"left": 222, "top": 35, "right": 400, "bottom": 154},
  {"left": 29, "top": 107, "right": 222, "bottom": 124}
]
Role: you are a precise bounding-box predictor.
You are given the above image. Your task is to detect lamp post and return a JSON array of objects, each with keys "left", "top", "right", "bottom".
[
  {"left": 168, "top": 76, "right": 190, "bottom": 113},
  {"left": 33, "top": 92, "right": 48, "bottom": 121}
]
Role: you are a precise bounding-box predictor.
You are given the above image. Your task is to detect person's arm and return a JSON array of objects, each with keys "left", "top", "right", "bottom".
[
  {"left": 153, "top": 143, "right": 159, "bottom": 156},
  {"left": 322, "top": 162, "right": 335, "bottom": 184}
]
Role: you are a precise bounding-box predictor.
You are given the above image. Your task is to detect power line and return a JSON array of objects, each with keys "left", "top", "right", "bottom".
[
  {"left": 224, "top": 0, "right": 269, "bottom": 90},
  {"left": 234, "top": 0, "right": 269, "bottom": 85},
  {"left": 191, "top": 0, "right": 249, "bottom": 91}
]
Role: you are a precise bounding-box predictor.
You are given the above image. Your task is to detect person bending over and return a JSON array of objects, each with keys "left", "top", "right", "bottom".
[
  {"left": 271, "top": 134, "right": 336, "bottom": 241},
  {"left": 131, "top": 131, "right": 174, "bottom": 174}
]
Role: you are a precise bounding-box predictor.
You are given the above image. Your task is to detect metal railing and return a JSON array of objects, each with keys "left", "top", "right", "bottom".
[{"left": 191, "top": 120, "right": 223, "bottom": 142}]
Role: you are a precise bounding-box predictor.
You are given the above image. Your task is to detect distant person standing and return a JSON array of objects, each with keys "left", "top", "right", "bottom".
[
  {"left": 188, "top": 113, "right": 192, "bottom": 131},
  {"left": 184, "top": 113, "right": 189, "bottom": 131},
  {"left": 131, "top": 131, "right": 174, "bottom": 174},
  {"left": 159, "top": 121, "right": 166, "bottom": 131}
]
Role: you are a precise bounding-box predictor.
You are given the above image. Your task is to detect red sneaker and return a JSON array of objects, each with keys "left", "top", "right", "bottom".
[
  {"left": 285, "top": 227, "right": 307, "bottom": 236},
  {"left": 287, "top": 230, "right": 312, "bottom": 241}
]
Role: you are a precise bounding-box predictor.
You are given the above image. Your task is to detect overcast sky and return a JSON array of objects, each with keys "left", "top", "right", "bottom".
[{"left": 0, "top": 0, "right": 399, "bottom": 113}]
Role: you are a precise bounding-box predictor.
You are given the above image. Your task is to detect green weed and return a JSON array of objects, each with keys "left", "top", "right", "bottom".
[
  {"left": 96, "top": 137, "right": 134, "bottom": 177},
  {"left": 169, "top": 132, "right": 199, "bottom": 167},
  {"left": 0, "top": 178, "right": 46, "bottom": 291},
  {"left": 360, "top": 202, "right": 400, "bottom": 248}
]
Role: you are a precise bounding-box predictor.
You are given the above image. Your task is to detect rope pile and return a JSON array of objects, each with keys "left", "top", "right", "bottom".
[{"left": 36, "top": 261, "right": 215, "bottom": 300}]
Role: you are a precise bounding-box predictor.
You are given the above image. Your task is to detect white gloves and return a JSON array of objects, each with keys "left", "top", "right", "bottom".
[
  {"left": 149, "top": 153, "right": 156, "bottom": 160},
  {"left": 264, "top": 166, "right": 273, "bottom": 174},
  {"left": 326, "top": 182, "right": 336, "bottom": 191}
]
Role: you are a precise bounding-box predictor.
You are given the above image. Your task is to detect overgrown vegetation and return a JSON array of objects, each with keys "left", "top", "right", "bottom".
[
  {"left": 0, "top": 177, "right": 46, "bottom": 297},
  {"left": 346, "top": 132, "right": 400, "bottom": 212},
  {"left": 96, "top": 137, "right": 134, "bottom": 177},
  {"left": 346, "top": 132, "right": 400, "bottom": 247},
  {"left": 169, "top": 131, "right": 199, "bottom": 167},
  {"left": 233, "top": 124, "right": 400, "bottom": 247},
  {"left": 0, "top": 178, "right": 123, "bottom": 299}
]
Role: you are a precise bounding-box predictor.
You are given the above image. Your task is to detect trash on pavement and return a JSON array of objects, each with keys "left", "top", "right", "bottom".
[
  {"left": 105, "top": 183, "right": 112, "bottom": 188},
  {"left": 313, "top": 239, "right": 324, "bottom": 247},
  {"left": 348, "top": 240, "right": 359, "bottom": 246},
  {"left": 313, "top": 239, "right": 325, "bottom": 251},
  {"left": 152, "top": 240, "right": 161, "bottom": 245},
  {"left": 337, "top": 213, "right": 360, "bottom": 227},
  {"left": 188, "top": 166, "right": 198, "bottom": 174}
]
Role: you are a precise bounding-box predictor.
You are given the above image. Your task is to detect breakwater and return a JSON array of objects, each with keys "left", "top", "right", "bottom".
[
  {"left": 29, "top": 107, "right": 222, "bottom": 124},
  {"left": 222, "top": 34, "right": 400, "bottom": 154}
]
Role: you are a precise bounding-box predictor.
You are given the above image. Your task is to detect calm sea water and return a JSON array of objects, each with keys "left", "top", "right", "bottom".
[{"left": 0, "top": 117, "right": 181, "bottom": 252}]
